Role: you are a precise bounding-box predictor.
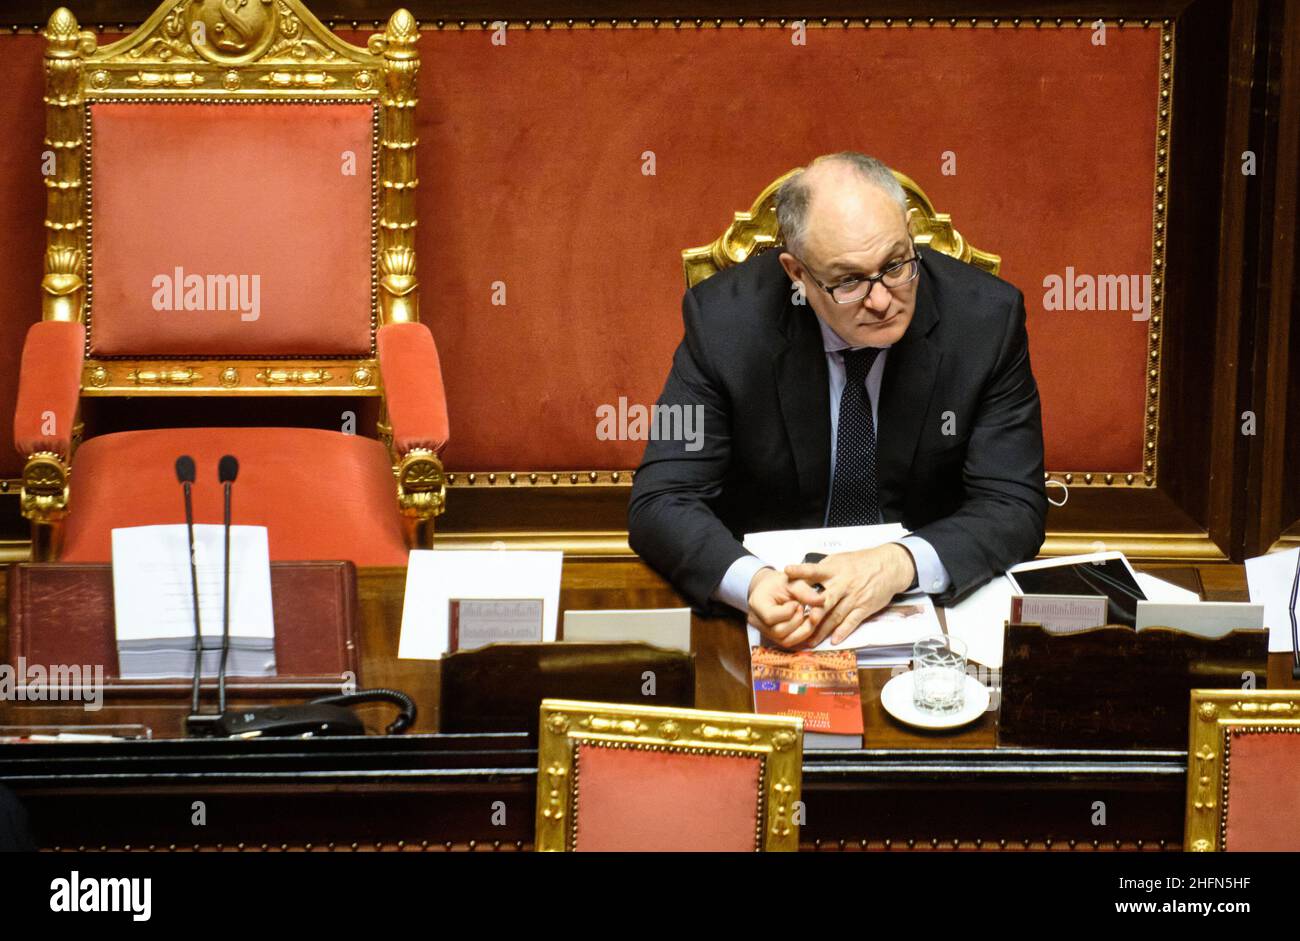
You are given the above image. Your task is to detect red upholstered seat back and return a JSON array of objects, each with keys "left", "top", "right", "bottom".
[
  {"left": 87, "top": 101, "right": 375, "bottom": 358},
  {"left": 572, "top": 742, "right": 763, "bottom": 851},
  {"left": 1223, "top": 731, "right": 1300, "bottom": 851}
]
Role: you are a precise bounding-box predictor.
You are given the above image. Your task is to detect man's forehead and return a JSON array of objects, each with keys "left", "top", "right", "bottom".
[
  {"left": 801, "top": 181, "right": 908, "bottom": 269},
  {"left": 806, "top": 229, "right": 910, "bottom": 275}
]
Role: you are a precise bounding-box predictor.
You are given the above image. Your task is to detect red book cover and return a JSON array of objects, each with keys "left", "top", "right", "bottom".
[{"left": 750, "top": 647, "right": 864, "bottom": 739}]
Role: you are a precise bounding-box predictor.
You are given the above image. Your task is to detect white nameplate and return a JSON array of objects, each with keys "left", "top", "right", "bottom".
[{"left": 397, "top": 549, "right": 563, "bottom": 660}]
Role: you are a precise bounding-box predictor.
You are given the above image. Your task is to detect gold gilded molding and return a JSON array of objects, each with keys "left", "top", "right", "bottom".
[
  {"left": 682, "top": 168, "right": 1000, "bottom": 289},
  {"left": 97, "top": 0, "right": 367, "bottom": 71},
  {"left": 21, "top": 452, "right": 70, "bottom": 562},
  {"left": 397, "top": 446, "right": 447, "bottom": 547},
  {"left": 79, "top": 359, "right": 380, "bottom": 395},
  {"left": 416, "top": 18, "right": 1165, "bottom": 32},
  {"left": 41, "top": 13, "right": 95, "bottom": 326},
  {"left": 1138, "top": 23, "right": 1173, "bottom": 489},
  {"left": 370, "top": 9, "right": 421, "bottom": 327},
  {"left": 4, "top": 16, "right": 1172, "bottom": 33},
  {"left": 536, "top": 698, "right": 803, "bottom": 852},
  {"left": 255, "top": 366, "right": 333, "bottom": 385},
  {"left": 1184, "top": 690, "right": 1300, "bottom": 852},
  {"left": 126, "top": 365, "right": 199, "bottom": 385},
  {"left": 20, "top": 452, "right": 70, "bottom": 520},
  {"left": 444, "top": 470, "right": 633, "bottom": 487}
]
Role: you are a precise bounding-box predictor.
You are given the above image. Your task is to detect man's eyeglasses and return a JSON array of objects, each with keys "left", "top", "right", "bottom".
[{"left": 797, "top": 242, "right": 921, "bottom": 305}]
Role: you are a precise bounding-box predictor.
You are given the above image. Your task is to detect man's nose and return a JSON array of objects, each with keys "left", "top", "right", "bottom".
[{"left": 860, "top": 281, "right": 892, "bottom": 316}]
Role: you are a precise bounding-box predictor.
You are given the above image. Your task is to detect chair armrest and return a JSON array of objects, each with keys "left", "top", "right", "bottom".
[
  {"left": 377, "top": 321, "right": 450, "bottom": 455},
  {"left": 14, "top": 320, "right": 84, "bottom": 459}
]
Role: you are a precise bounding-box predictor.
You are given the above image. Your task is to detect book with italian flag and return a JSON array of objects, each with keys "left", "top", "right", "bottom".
[{"left": 750, "top": 647, "right": 864, "bottom": 749}]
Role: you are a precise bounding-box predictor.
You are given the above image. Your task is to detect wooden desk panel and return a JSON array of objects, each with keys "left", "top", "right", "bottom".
[{"left": 0, "top": 558, "right": 1289, "bottom": 852}]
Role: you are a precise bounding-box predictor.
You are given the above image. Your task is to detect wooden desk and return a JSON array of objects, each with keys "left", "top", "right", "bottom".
[{"left": 0, "top": 559, "right": 1287, "bottom": 852}]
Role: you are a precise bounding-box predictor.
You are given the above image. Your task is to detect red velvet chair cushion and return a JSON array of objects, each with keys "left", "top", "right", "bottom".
[
  {"left": 1223, "top": 731, "right": 1300, "bottom": 851},
  {"left": 573, "top": 742, "right": 763, "bottom": 851},
  {"left": 13, "top": 320, "right": 84, "bottom": 458},
  {"left": 59, "top": 427, "right": 408, "bottom": 567},
  {"left": 87, "top": 101, "right": 375, "bottom": 358}
]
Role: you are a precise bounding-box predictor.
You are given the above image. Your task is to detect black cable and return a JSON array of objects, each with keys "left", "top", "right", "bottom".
[
  {"left": 311, "top": 688, "right": 417, "bottom": 735},
  {"left": 1289, "top": 551, "right": 1299, "bottom": 679}
]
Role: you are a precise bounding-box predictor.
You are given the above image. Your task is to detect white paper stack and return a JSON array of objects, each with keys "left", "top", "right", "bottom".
[
  {"left": 942, "top": 555, "right": 1209, "bottom": 669},
  {"left": 1245, "top": 546, "right": 1300, "bottom": 653},
  {"left": 397, "top": 549, "right": 564, "bottom": 659},
  {"left": 111, "top": 524, "right": 277, "bottom": 680}
]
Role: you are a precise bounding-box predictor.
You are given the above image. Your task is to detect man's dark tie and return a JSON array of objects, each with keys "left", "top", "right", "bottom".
[{"left": 827, "top": 346, "right": 884, "bottom": 527}]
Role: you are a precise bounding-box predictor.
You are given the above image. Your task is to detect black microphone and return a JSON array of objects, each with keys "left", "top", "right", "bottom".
[
  {"left": 174, "top": 456, "right": 204, "bottom": 715},
  {"left": 217, "top": 455, "right": 238, "bottom": 714},
  {"left": 182, "top": 455, "right": 414, "bottom": 739}
]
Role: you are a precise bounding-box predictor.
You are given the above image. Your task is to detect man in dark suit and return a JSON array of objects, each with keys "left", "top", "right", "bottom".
[{"left": 629, "top": 152, "right": 1046, "bottom": 648}]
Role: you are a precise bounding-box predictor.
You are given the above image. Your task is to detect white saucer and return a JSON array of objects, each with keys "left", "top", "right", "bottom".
[{"left": 879, "top": 671, "right": 991, "bottom": 730}]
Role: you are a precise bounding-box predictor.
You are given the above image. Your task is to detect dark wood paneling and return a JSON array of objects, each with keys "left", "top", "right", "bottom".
[
  {"left": 1248, "top": 0, "right": 1300, "bottom": 553},
  {"left": 1, "top": 560, "right": 1264, "bottom": 852}
]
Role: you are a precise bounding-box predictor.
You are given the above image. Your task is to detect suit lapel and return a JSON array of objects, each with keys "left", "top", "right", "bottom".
[
  {"left": 775, "top": 304, "right": 831, "bottom": 521},
  {"left": 877, "top": 254, "right": 943, "bottom": 514}
]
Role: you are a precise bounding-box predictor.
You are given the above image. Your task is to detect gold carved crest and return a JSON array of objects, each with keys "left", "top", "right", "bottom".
[{"left": 122, "top": 0, "right": 343, "bottom": 67}]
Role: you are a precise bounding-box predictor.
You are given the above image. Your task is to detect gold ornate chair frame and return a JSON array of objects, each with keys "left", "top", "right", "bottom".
[
  {"left": 25, "top": 1, "right": 444, "bottom": 556},
  {"left": 535, "top": 698, "right": 804, "bottom": 852},
  {"left": 1185, "top": 688, "right": 1300, "bottom": 852},
  {"left": 681, "top": 168, "right": 1001, "bottom": 287}
]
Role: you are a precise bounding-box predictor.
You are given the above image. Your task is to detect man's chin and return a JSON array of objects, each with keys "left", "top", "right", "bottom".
[{"left": 849, "top": 316, "right": 909, "bottom": 346}]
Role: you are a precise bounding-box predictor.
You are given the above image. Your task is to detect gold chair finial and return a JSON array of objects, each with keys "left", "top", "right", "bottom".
[{"left": 682, "top": 167, "right": 1001, "bottom": 288}]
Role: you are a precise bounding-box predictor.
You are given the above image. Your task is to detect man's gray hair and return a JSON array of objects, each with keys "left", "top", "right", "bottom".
[{"left": 775, "top": 152, "right": 909, "bottom": 255}]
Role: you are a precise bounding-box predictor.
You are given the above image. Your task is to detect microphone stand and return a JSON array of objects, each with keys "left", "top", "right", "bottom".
[
  {"left": 174, "top": 456, "right": 204, "bottom": 717},
  {"left": 185, "top": 480, "right": 204, "bottom": 715},
  {"left": 218, "top": 461, "right": 235, "bottom": 715}
]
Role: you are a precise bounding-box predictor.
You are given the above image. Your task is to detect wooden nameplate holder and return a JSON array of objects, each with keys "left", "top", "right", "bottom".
[
  {"left": 6, "top": 561, "right": 360, "bottom": 699},
  {"left": 440, "top": 641, "right": 694, "bottom": 739},
  {"left": 999, "top": 621, "right": 1269, "bottom": 748}
]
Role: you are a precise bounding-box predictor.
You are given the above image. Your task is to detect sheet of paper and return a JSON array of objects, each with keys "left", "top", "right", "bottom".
[
  {"left": 397, "top": 549, "right": 563, "bottom": 659},
  {"left": 1012, "top": 594, "right": 1109, "bottom": 634},
  {"left": 1245, "top": 547, "right": 1300, "bottom": 653},
  {"left": 941, "top": 575, "right": 1015, "bottom": 668},
  {"left": 742, "top": 523, "right": 934, "bottom": 653},
  {"left": 563, "top": 608, "right": 692, "bottom": 652},
  {"left": 1135, "top": 601, "right": 1263, "bottom": 638},
  {"left": 111, "top": 524, "right": 274, "bottom": 645},
  {"left": 746, "top": 593, "right": 941, "bottom": 653},
  {"left": 1134, "top": 571, "right": 1201, "bottom": 604}
]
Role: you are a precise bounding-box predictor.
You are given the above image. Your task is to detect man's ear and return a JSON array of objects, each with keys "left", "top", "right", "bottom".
[{"left": 777, "top": 251, "right": 802, "bottom": 283}]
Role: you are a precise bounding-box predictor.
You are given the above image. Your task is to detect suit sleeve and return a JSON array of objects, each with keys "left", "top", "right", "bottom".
[
  {"left": 628, "top": 288, "right": 751, "bottom": 609},
  {"left": 911, "top": 291, "right": 1048, "bottom": 604}
]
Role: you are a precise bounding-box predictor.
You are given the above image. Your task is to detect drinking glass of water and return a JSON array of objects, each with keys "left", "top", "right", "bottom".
[{"left": 911, "top": 635, "right": 968, "bottom": 714}]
